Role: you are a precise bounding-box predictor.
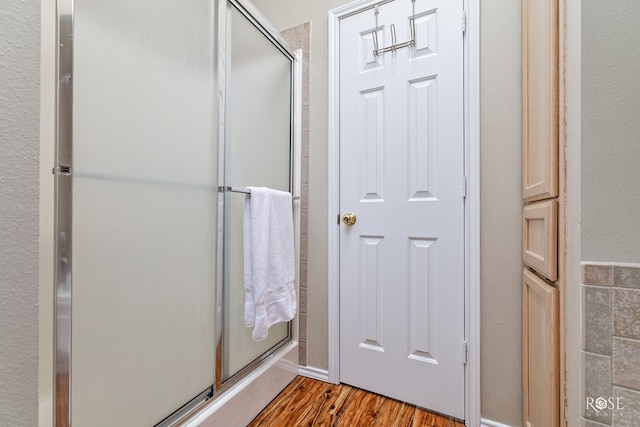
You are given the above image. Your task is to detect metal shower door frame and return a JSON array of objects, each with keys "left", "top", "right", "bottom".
[{"left": 53, "top": 0, "right": 301, "bottom": 425}]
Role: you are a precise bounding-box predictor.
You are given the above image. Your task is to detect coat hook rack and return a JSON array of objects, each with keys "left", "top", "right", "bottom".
[{"left": 372, "top": 0, "right": 416, "bottom": 57}]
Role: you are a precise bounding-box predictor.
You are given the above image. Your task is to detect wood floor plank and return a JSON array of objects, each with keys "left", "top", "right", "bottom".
[
  {"left": 432, "top": 415, "right": 466, "bottom": 427},
  {"left": 294, "top": 380, "right": 355, "bottom": 426},
  {"left": 375, "top": 398, "right": 415, "bottom": 426},
  {"left": 347, "top": 387, "right": 385, "bottom": 426},
  {"left": 331, "top": 387, "right": 369, "bottom": 426},
  {"left": 411, "top": 408, "right": 438, "bottom": 427},
  {"left": 249, "top": 375, "right": 306, "bottom": 426},
  {"left": 249, "top": 376, "right": 324, "bottom": 427},
  {"left": 249, "top": 376, "right": 465, "bottom": 427}
]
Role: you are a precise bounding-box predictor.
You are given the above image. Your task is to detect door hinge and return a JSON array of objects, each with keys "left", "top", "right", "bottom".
[
  {"left": 463, "top": 341, "right": 468, "bottom": 365},
  {"left": 53, "top": 164, "right": 72, "bottom": 175},
  {"left": 462, "top": 10, "right": 467, "bottom": 35},
  {"left": 462, "top": 176, "right": 468, "bottom": 198}
]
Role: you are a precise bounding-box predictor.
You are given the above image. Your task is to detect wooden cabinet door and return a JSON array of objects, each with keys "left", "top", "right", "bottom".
[
  {"left": 523, "top": 269, "right": 559, "bottom": 427},
  {"left": 523, "top": 200, "right": 558, "bottom": 281},
  {"left": 523, "top": 0, "right": 559, "bottom": 201}
]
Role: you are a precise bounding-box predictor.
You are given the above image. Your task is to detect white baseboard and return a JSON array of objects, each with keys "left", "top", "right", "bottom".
[
  {"left": 480, "top": 418, "right": 513, "bottom": 427},
  {"left": 298, "top": 365, "right": 329, "bottom": 382}
]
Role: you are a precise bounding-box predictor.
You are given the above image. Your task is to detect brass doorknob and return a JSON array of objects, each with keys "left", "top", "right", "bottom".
[{"left": 342, "top": 212, "right": 357, "bottom": 226}]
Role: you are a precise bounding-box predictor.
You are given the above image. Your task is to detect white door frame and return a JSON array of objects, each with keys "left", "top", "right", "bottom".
[{"left": 327, "top": 0, "right": 480, "bottom": 425}]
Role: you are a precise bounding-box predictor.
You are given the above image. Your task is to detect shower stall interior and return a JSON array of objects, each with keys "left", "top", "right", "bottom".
[{"left": 53, "top": 0, "right": 301, "bottom": 425}]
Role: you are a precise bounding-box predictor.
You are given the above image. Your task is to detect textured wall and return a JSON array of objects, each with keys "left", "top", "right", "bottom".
[
  {"left": 564, "top": 0, "right": 583, "bottom": 424},
  {"left": 0, "top": 0, "right": 41, "bottom": 425},
  {"left": 479, "top": 1, "right": 523, "bottom": 425},
  {"left": 582, "top": 0, "right": 640, "bottom": 263}
]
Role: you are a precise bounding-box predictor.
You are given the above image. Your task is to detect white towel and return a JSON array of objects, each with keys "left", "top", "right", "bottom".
[{"left": 243, "top": 186, "right": 297, "bottom": 341}]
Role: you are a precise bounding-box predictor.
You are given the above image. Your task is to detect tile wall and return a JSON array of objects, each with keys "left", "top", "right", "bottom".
[
  {"left": 281, "top": 22, "right": 311, "bottom": 366},
  {"left": 582, "top": 263, "right": 640, "bottom": 426}
]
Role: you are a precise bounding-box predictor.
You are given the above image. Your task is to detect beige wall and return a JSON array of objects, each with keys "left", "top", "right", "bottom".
[
  {"left": 479, "top": 1, "right": 523, "bottom": 425},
  {"left": 0, "top": 1, "right": 41, "bottom": 425},
  {"left": 565, "top": 0, "right": 583, "bottom": 425},
  {"left": 581, "top": 0, "right": 640, "bottom": 264},
  {"left": 251, "top": 0, "right": 524, "bottom": 424}
]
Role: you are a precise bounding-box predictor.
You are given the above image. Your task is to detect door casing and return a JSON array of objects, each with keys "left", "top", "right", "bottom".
[{"left": 327, "top": 0, "right": 480, "bottom": 424}]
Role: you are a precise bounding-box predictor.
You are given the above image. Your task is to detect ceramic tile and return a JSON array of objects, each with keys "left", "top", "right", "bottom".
[
  {"left": 613, "top": 288, "right": 640, "bottom": 340},
  {"left": 302, "top": 105, "right": 310, "bottom": 135},
  {"left": 300, "top": 210, "right": 308, "bottom": 235},
  {"left": 613, "top": 338, "right": 640, "bottom": 390},
  {"left": 302, "top": 130, "right": 310, "bottom": 159},
  {"left": 299, "top": 313, "right": 307, "bottom": 341},
  {"left": 584, "top": 264, "right": 612, "bottom": 286},
  {"left": 300, "top": 236, "right": 308, "bottom": 263},
  {"left": 300, "top": 261, "right": 308, "bottom": 284},
  {"left": 584, "top": 351, "right": 612, "bottom": 424},
  {"left": 301, "top": 185, "right": 309, "bottom": 211},
  {"left": 298, "top": 339, "right": 307, "bottom": 366},
  {"left": 300, "top": 213, "right": 309, "bottom": 237},
  {"left": 299, "top": 286, "right": 307, "bottom": 315},
  {"left": 302, "top": 81, "right": 310, "bottom": 106},
  {"left": 302, "top": 56, "right": 310, "bottom": 81},
  {"left": 281, "top": 25, "right": 303, "bottom": 49},
  {"left": 583, "top": 285, "right": 612, "bottom": 355},
  {"left": 612, "top": 387, "right": 640, "bottom": 427},
  {"left": 582, "top": 419, "right": 611, "bottom": 427},
  {"left": 613, "top": 265, "right": 640, "bottom": 289},
  {"left": 302, "top": 159, "right": 310, "bottom": 185}
]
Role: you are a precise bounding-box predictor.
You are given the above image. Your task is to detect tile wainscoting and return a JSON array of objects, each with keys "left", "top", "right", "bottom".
[{"left": 582, "top": 262, "right": 640, "bottom": 426}]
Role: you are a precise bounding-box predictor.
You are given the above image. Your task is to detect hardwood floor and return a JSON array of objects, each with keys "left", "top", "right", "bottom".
[{"left": 248, "top": 376, "right": 465, "bottom": 427}]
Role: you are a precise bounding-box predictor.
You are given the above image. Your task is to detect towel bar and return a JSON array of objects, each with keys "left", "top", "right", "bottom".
[{"left": 218, "top": 186, "right": 300, "bottom": 200}]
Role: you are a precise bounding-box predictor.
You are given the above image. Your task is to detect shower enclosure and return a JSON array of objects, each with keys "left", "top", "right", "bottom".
[{"left": 53, "top": 0, "right": 300, "bottom": 425}]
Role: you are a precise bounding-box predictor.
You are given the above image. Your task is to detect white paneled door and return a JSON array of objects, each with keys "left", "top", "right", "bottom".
[{"left": 338, "top": 0, "right": 465, "bottom": 418}]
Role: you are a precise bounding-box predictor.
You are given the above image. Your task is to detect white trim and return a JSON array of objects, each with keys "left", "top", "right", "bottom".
[
  {"left": 463, "top": 0, "right": 481, "bottom": 426},
  {"left": 328, "top": 0, "right": 481, "bottom": 423},
  {"left": 298, "top": 366, "right": 330, "bottom": 382},
  {"left": 327, "top": 4, "right": 342, "bottom": 386},
  {"left": 480, "top": 418, "right": 514, "bottom": 427}
]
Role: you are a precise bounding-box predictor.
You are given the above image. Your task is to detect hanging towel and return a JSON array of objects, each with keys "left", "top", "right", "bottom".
[{"left": 243, "top": 186, "right": 297, "bottom": 341}]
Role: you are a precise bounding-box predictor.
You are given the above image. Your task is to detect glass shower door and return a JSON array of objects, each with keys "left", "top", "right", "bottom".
[
  {"left": 68, "top": 1, "right": 217, "bottom": 425},
  {"left": 222, "top": 1, "right": 294, "bottom": 381}
]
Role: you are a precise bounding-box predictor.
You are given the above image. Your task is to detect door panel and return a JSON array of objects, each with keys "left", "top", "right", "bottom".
[
  {"left": 523, "top": 200, "right": 558, "bottom": 281},
  {"left": 222, "top": 2, "right": 293, "bottom": 381},
  {"left": 523, "top": 0, "right": 559, "bottom": 201},
  {"left": 71, "top": 1, "right": 216, "bottom": 425},
  {"left": 523, "top": 269, "right": 559, "bottom": 427},
  {"left": 339, "top": 0, "right": 465, "bottom": 418}
]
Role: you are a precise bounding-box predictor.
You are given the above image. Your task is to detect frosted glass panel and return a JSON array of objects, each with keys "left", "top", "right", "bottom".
[
  {"left": 71, "top": 1, "right": 216, "bottom": 425},
  {"left": 223, "top": 4, "right": 293, "bottom": 380}
]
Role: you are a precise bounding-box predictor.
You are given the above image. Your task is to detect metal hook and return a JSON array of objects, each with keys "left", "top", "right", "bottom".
[
  {"left": 371, "top": 0, "right": 417, "bottom": 57},
  {"left": 390, "top": 24, "right": 397, "bottom": 50},
  {"left": 372, "top": 29, "right": 379, "bottom": 55}
]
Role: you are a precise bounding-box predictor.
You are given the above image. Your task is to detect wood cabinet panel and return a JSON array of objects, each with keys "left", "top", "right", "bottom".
[
  {"left": 523, "top": 200, "right": 558, "bottom": 281},
  {"left": 523, "top": 0, "right": 559, "bottom": 201},
  {"left": 523, "top": 269, "right": 559, "bottom": 427}
]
